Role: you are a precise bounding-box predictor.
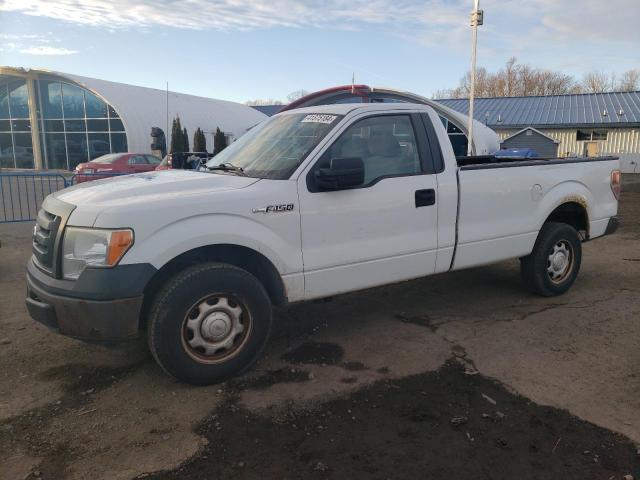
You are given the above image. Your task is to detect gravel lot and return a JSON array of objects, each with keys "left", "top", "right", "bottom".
[{"left": 1, "top": 176, "right": 639, "bottom": 480}]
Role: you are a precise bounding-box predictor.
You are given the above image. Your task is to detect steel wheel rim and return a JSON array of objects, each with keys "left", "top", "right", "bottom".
[
  {"left": 547, "top": 240, "right": 574, "bottom": 284},
  {"left": 181, "top": 293, "right": 252, "bottom": 364}
]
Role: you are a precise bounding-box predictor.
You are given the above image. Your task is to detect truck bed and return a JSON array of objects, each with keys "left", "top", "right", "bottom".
[
  {"left": 457, "top": 155, "right": 618, "bottom": 170},
  {"left": 451, "top": 155, "right": 619, "bottom": 271}
]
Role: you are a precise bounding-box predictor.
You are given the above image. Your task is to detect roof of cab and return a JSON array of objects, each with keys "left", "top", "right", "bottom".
[
  {"left": 274, "top": 102, "right": 501, "bottom": 156},
  {"left": 275, "top": 103, "right": 431, "bottom": 116}
]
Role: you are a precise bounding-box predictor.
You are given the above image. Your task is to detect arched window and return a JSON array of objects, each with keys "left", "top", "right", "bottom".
[
  {"left": 0, "top": 77, "right": 35, "bottom": 169},
  {"left": 38, "top": 79, "right": 128, "bottom": 170}
]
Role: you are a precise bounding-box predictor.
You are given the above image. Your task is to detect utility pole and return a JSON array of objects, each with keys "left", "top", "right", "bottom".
[
  {"left": 467, "top": 0, "right": 483, "bottom": 156},
  {"left": 166, "top": 82, "right": 169, "bottom": 155}
]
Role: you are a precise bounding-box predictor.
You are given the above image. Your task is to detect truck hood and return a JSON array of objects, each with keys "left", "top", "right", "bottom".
[
  {"left": 55, "top": 170, "right": 259, "bottom": 226},
  {"left": 55, "top": 170, "right": 258, "bottom": 206}
]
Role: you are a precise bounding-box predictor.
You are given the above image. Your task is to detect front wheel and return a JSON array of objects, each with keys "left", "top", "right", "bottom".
[
  {"left": 147, "top": 263, "right": 272, "bottom": 385},
  {"left": 520, "top": 222, "right": 582, "bottom": 297}
]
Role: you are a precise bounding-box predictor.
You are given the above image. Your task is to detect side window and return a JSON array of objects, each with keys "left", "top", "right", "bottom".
[
  {"left": 145, "top": 155, "right": 161, "bottom": 165},
  {"left": 318, "top": 115, "right": 421, "bottom": 187},
  {"left": 129, "top": 155, "right": 148, "bottom": 165}
]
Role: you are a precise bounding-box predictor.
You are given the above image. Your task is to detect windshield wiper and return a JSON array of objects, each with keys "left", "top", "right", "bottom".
[{"left": 205, "top": 162, "right": 245, "bottom": 175}]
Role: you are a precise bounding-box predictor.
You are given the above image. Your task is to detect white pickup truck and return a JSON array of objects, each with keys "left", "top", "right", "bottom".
[{"left": 26, "top": 103, "right": 621, "bottom": 385}]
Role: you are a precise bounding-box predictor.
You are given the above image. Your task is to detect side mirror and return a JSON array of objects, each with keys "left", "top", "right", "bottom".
[{"left": 315, "top": 157, "right": 364, "bottom": 191}]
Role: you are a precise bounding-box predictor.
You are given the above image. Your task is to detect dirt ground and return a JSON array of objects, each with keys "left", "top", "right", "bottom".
[
  {"left": 152, "top": 361, "right": 639, "bottom": 480},
  {"left": 1, "top": 176, "right": 639, "bottom": 480}
]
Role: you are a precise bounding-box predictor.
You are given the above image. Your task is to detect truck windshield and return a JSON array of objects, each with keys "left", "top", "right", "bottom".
[{"left": 205, "top": 113, "right": 342, "bottom": 179}]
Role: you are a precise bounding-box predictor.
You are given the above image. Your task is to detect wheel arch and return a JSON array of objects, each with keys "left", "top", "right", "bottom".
[
  {"left": 536, "top": 180, "right": 593, "bottom": 240},
  {"left": 139, "top": 243, "right": 287, "bottom": 330},
  {"left": 542, "top": 201, "right": 590, "bottom": 239}
]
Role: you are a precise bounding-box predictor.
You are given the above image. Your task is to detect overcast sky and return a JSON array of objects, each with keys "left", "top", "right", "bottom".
[{"left": 0, "top": 0, "right": 638, "bottom": 103}]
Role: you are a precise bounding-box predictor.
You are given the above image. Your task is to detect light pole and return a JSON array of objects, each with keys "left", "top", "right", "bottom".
[{"left": 467, "top": 0, "right": 483, "bottom": 156}]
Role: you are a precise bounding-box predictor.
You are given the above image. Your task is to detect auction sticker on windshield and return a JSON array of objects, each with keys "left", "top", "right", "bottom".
[{"left": 301, "top": 114, "right": 338, "bottom": 124}]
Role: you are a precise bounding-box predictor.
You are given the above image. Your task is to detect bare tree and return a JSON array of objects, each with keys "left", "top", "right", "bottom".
[
  {"left": 245, "top": 98, "right": 284, "bottom": 106},
  {"left": 617, "top": 69, "right": 640, "bottom": 91},
  {"left": 582, "top": 69, "right": 640, "bottom": 92},
  {"left": 503, "top": 57, "right": 518, "bottom": 96},
  {"left": 524, "top": 68, "right": 576, "bottom": 96},
  {"left": 582, "top": 71, "right": 614, "bottom": 93},
  {"left": 436, "top": 58, "right": 577, "bottom": 99},
  {"left": 286, "top": 90, "right": 309, "bottom": 103}
]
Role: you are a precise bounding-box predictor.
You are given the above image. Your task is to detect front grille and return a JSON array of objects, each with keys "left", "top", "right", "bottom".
[{"left": 32, "top": 208, "right": 61, "bottom": 272}]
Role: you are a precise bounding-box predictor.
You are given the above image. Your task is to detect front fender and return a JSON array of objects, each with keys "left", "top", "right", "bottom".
[{"left": 120, "top": 213, "right": 302, "bottom": 276}]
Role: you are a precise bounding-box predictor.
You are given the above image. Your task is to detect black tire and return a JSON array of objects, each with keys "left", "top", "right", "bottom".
[
  {"left": 147, "top": 262, "right": 272, "bottom": 385},
  {"left": 520, "top": 222, "right": 582, "bottom": 297}
]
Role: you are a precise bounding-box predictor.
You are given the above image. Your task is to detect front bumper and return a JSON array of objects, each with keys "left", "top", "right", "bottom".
[
  {"left": 26, "top": 277, "right": 142, "bottom": 342},
  {"left": 25, "top": 259, "right": 156, "bottom": 343}
]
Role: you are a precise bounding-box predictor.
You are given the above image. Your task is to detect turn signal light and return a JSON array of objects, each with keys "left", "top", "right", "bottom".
[
  {"left": 106, "top": 230, "right": 134, "bottom": 265},
  {"left": 610, "top": 170, "right": 621, "bottom": 200}
]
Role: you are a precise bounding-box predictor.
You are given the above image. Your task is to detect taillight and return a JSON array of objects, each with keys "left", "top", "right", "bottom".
[{"left": 610, "top": 170, "right": 621, "bottom": 200}]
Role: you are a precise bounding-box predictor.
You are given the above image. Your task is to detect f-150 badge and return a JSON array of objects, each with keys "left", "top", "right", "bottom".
[{"left": 252, "top": 204, "right": 294, "bottom": 214}]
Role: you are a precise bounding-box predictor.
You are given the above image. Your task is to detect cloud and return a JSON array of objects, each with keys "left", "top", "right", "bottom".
[
  {"left": 0, "top": 33, "right": 79, "bottom": 55},
  {"left": 542, "top": 2, "right": 639, "bottom": 44},
  {"left": 483, "top": 0, "right": 640, "bottom": 45},
  {"left": 19, "top": 46, "right": 78, "bottom": 55},
  {"left": 0, "top": 0, "right": 467, "bottom": 31},
  {"left": 0, "top": 33, "right": 42, "bottom": 40},
  {"left": 1, "top": 0, "right": 637, "bottom": 63}
]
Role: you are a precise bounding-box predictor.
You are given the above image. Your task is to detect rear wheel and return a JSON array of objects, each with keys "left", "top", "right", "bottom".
[
  {"left": 520, "top": 222, "right": 582, "bottom": 297},
  {"left": 147, "top": 262, "right": 272, "bottom": 385}
]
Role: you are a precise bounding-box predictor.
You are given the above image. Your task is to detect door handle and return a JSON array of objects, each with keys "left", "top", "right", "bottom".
[{"left": 415, "top": 188, "right": 436, "bottom": 207}]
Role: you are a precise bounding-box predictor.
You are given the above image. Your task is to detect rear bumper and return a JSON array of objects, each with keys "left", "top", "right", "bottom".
[{"left": 603, "top": 216, "right": 620, "bottom": 236}]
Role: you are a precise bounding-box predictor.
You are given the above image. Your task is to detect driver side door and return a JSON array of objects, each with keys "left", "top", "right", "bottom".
[{"left": 297, "top": 112, "right": 440, "bottom": 300}]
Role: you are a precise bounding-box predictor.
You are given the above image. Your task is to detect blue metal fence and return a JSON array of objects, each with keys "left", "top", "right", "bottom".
[
  {"left": 0, "top": 172, "right": 69, "bottom": 223},
  {"left": 0, "top": 171, "right": 130, "bottom": 223}
]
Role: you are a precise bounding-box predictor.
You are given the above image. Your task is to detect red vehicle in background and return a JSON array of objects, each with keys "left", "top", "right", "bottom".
[{"left": 74, "top": 153, "right": 161, "bottom": 183}]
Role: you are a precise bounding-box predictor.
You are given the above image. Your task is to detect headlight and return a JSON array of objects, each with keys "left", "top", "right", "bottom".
[{"left": 62, "top": 227, "right": 133, "bottom": 280}]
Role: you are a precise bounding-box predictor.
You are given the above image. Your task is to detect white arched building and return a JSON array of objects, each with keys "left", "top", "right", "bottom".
[{"left": 0, "top": 66, "right": 267, "bottom": 170}]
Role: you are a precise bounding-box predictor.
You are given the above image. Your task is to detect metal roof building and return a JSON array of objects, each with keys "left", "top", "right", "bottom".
[
  {"left": 0, "top": 66, "right": 267, "bottom": 170},
  {"left": 500, "top": 127, "right": 560, "bottom": 158},
  {"left": 437, "top": 92, "right": 640, "bottom": 129},
  {"left": 251, "top": 105, "right": 284, "bottom": 117},
  {"left": 438, "top": 92, "right": 640, "bottom": 172}
]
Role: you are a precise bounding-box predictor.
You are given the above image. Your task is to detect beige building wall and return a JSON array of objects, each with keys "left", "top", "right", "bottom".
[{"left": 496, "top": 128, "right": 640, "bottom": 158}]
